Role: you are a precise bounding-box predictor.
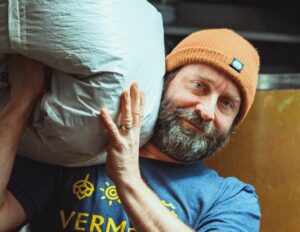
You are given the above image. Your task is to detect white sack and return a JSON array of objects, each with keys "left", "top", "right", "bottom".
[{"left": 0, "top": 0, "right": 165, "bottom": 166}]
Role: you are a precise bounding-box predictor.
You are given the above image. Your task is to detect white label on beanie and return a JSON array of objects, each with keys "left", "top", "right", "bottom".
[{"left": 231, "top": 58, "right": 244, "bottom": 72}]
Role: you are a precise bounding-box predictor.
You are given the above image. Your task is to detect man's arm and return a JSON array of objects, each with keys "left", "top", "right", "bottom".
[
  {"left": 0, "top": 55, "right": 45, "bottom": 231},
  {"left": 115, "top": 177, "right": 194, "bottom": 231},
  {"left": 100, "top": 83, "right": 194, "bottom": 232}
]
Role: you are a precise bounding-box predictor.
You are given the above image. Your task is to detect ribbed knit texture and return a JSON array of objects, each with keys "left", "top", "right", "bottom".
[{"left": 166, "top": 28, "right": 260, "bottom": 125}]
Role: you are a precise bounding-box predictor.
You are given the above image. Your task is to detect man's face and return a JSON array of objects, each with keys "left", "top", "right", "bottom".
[{"left": 152, "top": 64, "right": 241, "bottom": 163}]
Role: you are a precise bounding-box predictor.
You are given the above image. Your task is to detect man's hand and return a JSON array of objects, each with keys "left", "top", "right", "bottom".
[
  {"left": 100, "top": 83, "right": 194, "bottom": 232},
  {"left": 100, "top": 82, "right": 144, "bottom": 185}
]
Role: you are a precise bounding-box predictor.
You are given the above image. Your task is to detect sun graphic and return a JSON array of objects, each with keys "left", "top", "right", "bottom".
[{"left": 100, "top": 181, "right": 121, "bottom": 206}]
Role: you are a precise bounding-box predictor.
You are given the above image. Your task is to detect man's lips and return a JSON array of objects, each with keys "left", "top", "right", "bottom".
[{"left": 181, "top": 118, "right": 202, "bottom": 132}]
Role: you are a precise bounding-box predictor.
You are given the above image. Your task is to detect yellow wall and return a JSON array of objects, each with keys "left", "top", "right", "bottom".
[{"left": 204, "top": 90, "right": 300, "bottom": 232}]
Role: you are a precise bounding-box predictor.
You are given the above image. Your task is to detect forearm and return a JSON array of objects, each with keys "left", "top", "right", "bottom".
[
  {"left": 0, "top": 97, "right": 37, "bottom": 206},
  {"left": 116, "top": 178, "right": 194, "bottom": 232}
]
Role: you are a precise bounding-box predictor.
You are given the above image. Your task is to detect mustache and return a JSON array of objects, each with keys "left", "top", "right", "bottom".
[{"left": 174, "top": 108, "right": 215, "bottom": 136}]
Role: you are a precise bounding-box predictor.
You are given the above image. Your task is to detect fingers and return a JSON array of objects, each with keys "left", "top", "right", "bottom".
[
  {"left": 130, "top": 83, "right": 141, "bottom": 128},
  {"left": 120, "top": 90, "right": 132, "bottom": 130},
  {"left": 139, "top": 91, "right": 145, "bottom": 128},
  {"left": 100, "top": 83, "right": 145, "bottom": 139},
  {"left": 100, "top": 107, "right": 122, "bottom": 144}
]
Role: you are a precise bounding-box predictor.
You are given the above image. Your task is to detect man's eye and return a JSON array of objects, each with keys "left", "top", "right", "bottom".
[
  {"left": 192, "top": 81, "right": 205, "bottom": 90},
  {"left": 220, "top": 98, "right": 234, "bottom": 109}
]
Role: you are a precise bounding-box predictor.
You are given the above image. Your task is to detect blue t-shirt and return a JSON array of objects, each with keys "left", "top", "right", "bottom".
[{"left": 8, "top": 157, "right": 260, "bottom": 231}]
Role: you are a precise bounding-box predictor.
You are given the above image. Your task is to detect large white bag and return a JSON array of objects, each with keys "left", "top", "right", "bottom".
[{"left": 0, "top": 0, "right": 165, "bottom": 166}]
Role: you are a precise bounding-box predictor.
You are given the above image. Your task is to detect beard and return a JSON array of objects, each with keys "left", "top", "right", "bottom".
[{"left": 151, "top": 96, "right": 233, "bottom": 164}]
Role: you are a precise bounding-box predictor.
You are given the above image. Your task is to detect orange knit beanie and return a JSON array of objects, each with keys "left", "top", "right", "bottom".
[{"left": 166, "top": 28, "right": 260, "bottom": 125}]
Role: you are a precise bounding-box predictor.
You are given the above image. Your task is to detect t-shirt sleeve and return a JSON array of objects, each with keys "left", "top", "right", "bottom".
[
  {"left": 7, "top": 156, "right": 58, "bottom": 222},
  {"left": 196, "top": 180, "right": 261, "bottom": 232}
]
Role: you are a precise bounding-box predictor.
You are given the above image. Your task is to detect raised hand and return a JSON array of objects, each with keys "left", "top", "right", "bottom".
[
  {"left": 0, "top": 55, "right": 46, "bottom": 230},
  {"left": 100, "top": 83, "right": 144, "bottom": 185}
]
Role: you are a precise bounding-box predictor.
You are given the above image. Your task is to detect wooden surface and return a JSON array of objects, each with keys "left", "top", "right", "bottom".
[{"left": 204, "top": 90, "right": 300, "bottom": 232}]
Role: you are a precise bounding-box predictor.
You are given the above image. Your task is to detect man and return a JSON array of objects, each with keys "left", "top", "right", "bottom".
[{"left": 0, "top": 28, "right": 260, "bottom": 231}]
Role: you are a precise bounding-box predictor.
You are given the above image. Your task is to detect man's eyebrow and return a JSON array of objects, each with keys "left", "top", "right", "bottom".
[
  {"left": 225, "top": 93, "right": 241, "bottom": 104},
  {"left": 195, "top": 74, "right": 215, "bottom": 84}
]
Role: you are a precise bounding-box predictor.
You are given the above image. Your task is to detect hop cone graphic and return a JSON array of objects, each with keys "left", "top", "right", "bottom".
[{"left": 73, "top": 174, "right": 95, "bottom": 200}]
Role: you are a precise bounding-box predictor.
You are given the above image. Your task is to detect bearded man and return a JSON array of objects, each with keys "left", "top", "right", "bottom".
[{"left": 0, "top": 28, "right": 260, "bottom": 231}]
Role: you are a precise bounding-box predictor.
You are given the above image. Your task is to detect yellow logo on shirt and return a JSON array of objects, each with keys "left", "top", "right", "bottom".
[
  {"left": 73, "top": 174, "right": 95, "bottom": 200},
  {"left": 60, "top": 210, "right": 135, "bottom": 231},
  {"left": 100, "top": 181, "right": 121, "bottom": 206}
]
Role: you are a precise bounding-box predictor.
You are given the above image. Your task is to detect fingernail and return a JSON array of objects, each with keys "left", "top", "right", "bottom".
[
  {"left": 100, "top": 107, "right": 107, "bottom": 114},
  {"left": 125, "top": 90, "right": 129, "bottom": 97},
  {"left": 132, "top": 82, "right": 138, "bottom": 89}
]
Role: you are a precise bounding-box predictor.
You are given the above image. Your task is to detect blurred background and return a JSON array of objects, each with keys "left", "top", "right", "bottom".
[{"left": 150, "top": 1, "right": 300, "bottom": 231}]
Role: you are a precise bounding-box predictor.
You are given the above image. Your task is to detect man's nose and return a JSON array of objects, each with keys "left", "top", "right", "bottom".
[{"left": 195, "top": 97, "right": 216, "bottom": 122}]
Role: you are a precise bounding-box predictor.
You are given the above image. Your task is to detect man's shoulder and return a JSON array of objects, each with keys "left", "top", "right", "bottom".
[
  {"left": 197, "top": 165, "right": 261, "bottom": 231},
  {"left": 137, "top": 159, "right": 260, "bottom": 231},
  {"left": 204, "top": 166, "right": 260, "bottom": 216},
  {"left": 202, "top": 163, "right": 259, "bottom": 201},
  {"left": 140, "top": 158, "right": 257, "bottom": 199},
  {"left": 215, "top": 176, "right": 259, "bottom": 206}
]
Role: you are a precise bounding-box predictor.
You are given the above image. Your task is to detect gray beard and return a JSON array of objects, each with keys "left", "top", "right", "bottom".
[{"left": 151, "top": 97, "right": 232, "bottom": 164}]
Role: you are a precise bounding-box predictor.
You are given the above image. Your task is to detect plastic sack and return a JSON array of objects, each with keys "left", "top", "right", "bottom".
[{"left": 0, "top": 0, "right": 165, "bottom": 166}]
